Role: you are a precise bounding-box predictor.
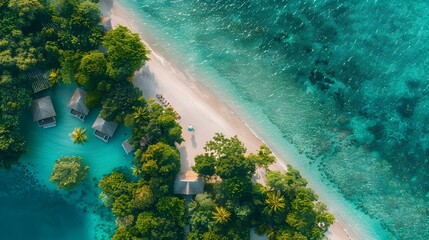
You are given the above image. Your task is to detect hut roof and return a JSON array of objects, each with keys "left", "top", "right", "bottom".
[
  {"left": 122, "top": 139, "right": 134, "bottom": 154},
  {"left": 174, "top": 171, "right": 204, "bottom": 195},
  {"left": 31, "top": 96, "right": 56, "bottom": 121},
  {"left": 91, "top": 116, "right": 118, "bottom": 137},
  {"left": 67, "top": 88, "right": 89, "bottom": 115},
  {"left": 28, "top": 70, "right": 51, "bottom": 93}
]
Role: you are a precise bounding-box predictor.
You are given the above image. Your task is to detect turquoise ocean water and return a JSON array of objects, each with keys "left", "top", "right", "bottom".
[
  {"left": 2, "top": 0, "right": 428, "bottom": 239},
  {"left": 118, "top": 0, "right": 428, "bottom": 239}
]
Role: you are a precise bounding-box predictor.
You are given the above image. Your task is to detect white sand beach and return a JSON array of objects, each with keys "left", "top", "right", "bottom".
[{"left": 99, "top": 0, "right": 356, "bottom": 239}]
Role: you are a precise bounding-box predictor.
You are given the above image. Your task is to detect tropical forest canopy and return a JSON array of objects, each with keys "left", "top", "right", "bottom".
[{"left": 0, "top": 0, "right": 149, "bottom": 168}]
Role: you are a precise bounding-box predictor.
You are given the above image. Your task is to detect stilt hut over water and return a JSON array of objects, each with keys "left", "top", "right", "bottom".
[
  {"left": 91, "top": 116, "right": 118, "bottom": 143},
  {"left": 174, "top": 171, "right": 204, "bottom": 196},
  {"left": 67, "top": 88, "right": 89, "bottom": 122},
  {"left": 31, "top": 96, "right": 57, "bottom": 128},
  {"left": 122, "top": 139, "right": 134, "bottom": 154}
]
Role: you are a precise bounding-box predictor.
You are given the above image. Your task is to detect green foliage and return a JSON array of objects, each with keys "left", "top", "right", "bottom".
[
  {"left": 49, "top": 156, "right": 89, "bottom": 190},
  {"left": 131, "top": 183, "right": 154, "bottom": 210},
  {"left": 112, "top": 194, "right": 132, "bottom": 217},
  {"left": 247, "top": 144, "right": 276, "bottom": 170},
  {"left": 265, "top": 191, "right": 286, "bottom": 214},
  {"left": 136, "top": 142, "right": 180, "bottom": 185},
  {"left": 111, "top": 227, "right": 135, "bottom": 240},
  {"left": 99, "top": 171, "right": 134, "bottom": 207},
  {"left": 131, "top": 99, "right": 184, "bottom": 148},
  {"left": 59, "top": 50, "right": 83, "bottom": 83},
  {"left": 0, "top": 125, "right": 26, "bottom": 169},
  {"left": 103, "top": 26, "right": 150, "bottom": 79},
  {"left": 99, "top": 83, "right": 144, "bottom": 123},
  {"left": 70, "top": 0, "right": 100, "bottom": 34},
  {"left": 75, "top": 50, "right": 107, "bottom": 89},
  {"left": 204, "top": 133, "right": 246, "bottom": 159},
  {"left": 212, "top": 206, "right": 231, "bottom": 224},
  {"left": 193, "top": 153, "right": 215, "bottom": 178},
  {"left": 85, "top": 90, "right": 102, "bottom": 109},
  {"left": 252, "top": 166, "right": 335, "bottom": 239},
  {"left": 190, "top": 135, "right": 334, "bottom": 239}
]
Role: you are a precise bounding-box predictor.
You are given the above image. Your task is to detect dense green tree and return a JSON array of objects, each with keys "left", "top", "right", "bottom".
[
  {"left": 247, "top": 144, "right": 276, "bottom": 170},
  {"left": 131, "top": 99, "right": 184, "bottom": 148},
  {"left": 7, "top": 0, "right": 44, "bottom": 23},
  {"left": 130, "top": 183, "right": 154, "bottom": 210},
  {"left": 204, "top": 133, "right": 246, "bottom": 159},
  {"left": 99, "top": 171, "right": 133, "bottom": 207},
  {"left": 0, "top": 125, "right": 26, "bottom": 169},
  {"left": 75, "top": 50, "right": 107, "bottom": 89},
  {"left": 135, "top": 211, "right": 158, "bottom": 237},
  {"left": 99, "top": 84, "right": 144, "bottom": 123},
  {"left": 111, "top": 227, "right": 135, "bottom": 240},
  {"left": 85, "top": 90, "right": 102, "bottom": 109},
  {"left": 58, "top": 50, "right": 83, "bottom": 83},
  {"left": 70, "top": 0, "right": 100, "bottom": 33},
  {"left": 112, "top": 194, "right": 132, "bottom": 217},
  {"left": 193, "top": 153, "right": 215, "bottom": 178},
  {"left": 49, "top": 156, "right": 89, "bottom": 190},
  {"left": 103, "top": 26, "right": 149, "bottom": 79},
  {"left": 136, "top": 142, "right": 180, "bottom": 185}
]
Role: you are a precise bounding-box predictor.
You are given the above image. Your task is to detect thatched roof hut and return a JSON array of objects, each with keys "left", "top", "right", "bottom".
[
  {"left": 67, "top": 88, "right": 89, "bottom": 122},
  {"left": 31, "top": 96, "right": 56, "bottom": 128}
]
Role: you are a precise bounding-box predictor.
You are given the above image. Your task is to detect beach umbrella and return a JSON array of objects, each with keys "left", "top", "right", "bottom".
[{"left": 188, "top": 125, "right": 194, "bottom": 131}]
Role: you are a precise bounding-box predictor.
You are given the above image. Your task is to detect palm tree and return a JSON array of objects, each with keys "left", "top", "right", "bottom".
[
  {"left": 131, "top": 166, "right": 141, "bottom": 176},
  {"left": 265, "top": 191, "right": 286, "bottom": 214},
  {"left": 69, "top": 127, "right": 88, "bottom": 144},
  {"left": 212, "top": 206, "right": 231, "bottom": 224},
  {"left": 48, "top": 69, "right": 60, "bottom": 86}
]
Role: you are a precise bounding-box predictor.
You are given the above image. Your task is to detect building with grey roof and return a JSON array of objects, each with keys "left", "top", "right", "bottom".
[
  {"left": 91, "top": 116, "right": 118, "bottom": 142},
  {"left": 31, "top": 96, "right": 56, "bottom": 128},
  {"left": 174, "top": 171, "right": 204, "bottom": 196},
  {"left": 122, "top": 139, "right": 134, "bottom": 154},
  {"left": 67, "top": 88, "right": 89, "bottom": 122}
]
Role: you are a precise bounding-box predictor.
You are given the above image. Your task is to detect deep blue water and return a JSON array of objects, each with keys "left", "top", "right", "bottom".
[{"left": 120, "top": 0, "right": 429, "bottom": 239}]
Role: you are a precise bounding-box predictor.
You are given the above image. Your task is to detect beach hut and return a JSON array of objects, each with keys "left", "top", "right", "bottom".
[
  {"left": 31, "top": 96, "right": 57, "bottom": 128},
  {"left": 91, "top": 116, "right": 118, "bottom": 142},
  {"left": 99, "top": 17, "right": 112, "bottom": 31},
  {"left": 122, "top": 139, "right": 134, "bottom": 154},
  {"left": 174, "top": 171, "right": 204, "bottom": 196},
  {"left": 67, "top": 88, "right": 89, "bottom": 122}
]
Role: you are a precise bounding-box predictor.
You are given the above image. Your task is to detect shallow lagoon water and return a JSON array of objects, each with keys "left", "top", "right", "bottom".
[{"left": 0, "top": 84, "right": 133, "bottom": 240}]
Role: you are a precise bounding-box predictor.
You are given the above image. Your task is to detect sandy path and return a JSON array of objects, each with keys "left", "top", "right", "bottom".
[{"left": 99, "top": 1, "right": 355, "bottom": 239}]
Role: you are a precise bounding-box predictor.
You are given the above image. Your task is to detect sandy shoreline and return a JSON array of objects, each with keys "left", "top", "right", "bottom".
[{"left": 99, "top": 0, "right": 356, "bottom": 239}]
